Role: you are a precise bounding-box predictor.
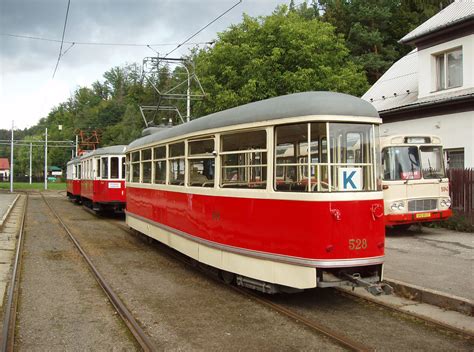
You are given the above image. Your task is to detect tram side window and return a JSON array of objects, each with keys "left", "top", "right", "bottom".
[
  {"left": 275, "top": 123, "right": 328, "bottom": 192},
  {"left": 77, "top": 165, "right": 81, "bottom": 180},
  {"left": 101, "top": 157, "right": 108, "bottom": 179},
  {"left": 110, "top": 157, "right": 120, "bottom": 180},
  {"left": 221, "top": 130, "right": 267, "bottom": 189},
  {"left": 141, "top": 149, "right": 152, "bottom": 183},
  {"left": 169, "top": 142, "right": 185, "bottom": 185},
  {"left": 153, "top": 146, "right": 167, "bottom": 184},
  {"left": 131, "top": 151, "right": 140, "bottom": 182},
  {"left": 188, "top": 138, "right": 215, "bottom": 187}
]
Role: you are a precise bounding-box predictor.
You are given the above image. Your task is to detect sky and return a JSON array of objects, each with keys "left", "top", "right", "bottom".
[{"left": 0, "top": 0, "right": 288, "bottom": 130}]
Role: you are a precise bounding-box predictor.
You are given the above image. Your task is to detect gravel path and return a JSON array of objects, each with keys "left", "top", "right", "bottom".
[{"left": 15, "top": 193, "right": 139, "bottom": 351}]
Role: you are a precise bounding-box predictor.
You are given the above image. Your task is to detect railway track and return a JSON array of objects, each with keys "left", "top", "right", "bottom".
[{"left": 39, "top": 193, "right": 155, "bottom": 351}]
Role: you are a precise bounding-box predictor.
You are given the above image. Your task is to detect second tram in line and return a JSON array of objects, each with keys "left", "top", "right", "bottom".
[
  {"left": 381, "top": 135, "right": 452, "bottom": 229},
  {"left": 124, "top": 92, "right": 391, "bottom": 294}
]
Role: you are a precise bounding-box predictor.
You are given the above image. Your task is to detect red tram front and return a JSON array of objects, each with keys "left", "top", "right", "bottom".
[
  {"left": 80, "top": 146, "right": 126, "bottom": 212},
  {"left": 125, "top": 92, "right": 389, "bottom": 294},
  {"left": 66, "top": 157, "right": 81, "bottom": 202}
]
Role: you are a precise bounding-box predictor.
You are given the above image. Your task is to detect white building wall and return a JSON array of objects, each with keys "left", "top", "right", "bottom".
[
  {"left": 418, "top": 34, "right": 474, "bottom": 98},
  {"left": 381, "top": 111, "right": 474, "bottom": 168}
]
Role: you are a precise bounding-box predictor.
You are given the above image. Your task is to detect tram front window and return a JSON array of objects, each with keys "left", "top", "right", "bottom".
[
  {"left": 275, "top": 122, "right": 377, "bottom": 192},
  {"left": 382, "top": 146, "right": 421, "bottom": 181},
  {"left": 420, "top": 146, "right": 445, "bottom": 179}
]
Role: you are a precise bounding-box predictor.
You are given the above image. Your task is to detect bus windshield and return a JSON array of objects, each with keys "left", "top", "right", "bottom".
[
  {"left": 420, "top": 146, "right": 446, "bottom": 179},
  {"left": 382, "top": 145, "right": 446, "bottom": 181},
  {"left": 382, "top": 146, "right": 421, "bottom": 181}
]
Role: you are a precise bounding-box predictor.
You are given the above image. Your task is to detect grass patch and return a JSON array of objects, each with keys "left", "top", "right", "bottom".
[
  {"left": 0, "top": 182, "right": 66, "bottom": 191},
  {"left": 425, "top": 212, "right": 474, "bottom": 233}
]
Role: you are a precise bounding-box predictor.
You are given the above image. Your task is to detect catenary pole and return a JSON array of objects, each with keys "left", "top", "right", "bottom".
[
  {"left": 29, "top": 142, "right": 32, "bottom": 184},
  {"left": 10, "top": 121, "right": 14, "bottom": 193},
  {"left": 44, "top": 128, "right": 48, "bottom": 190}
]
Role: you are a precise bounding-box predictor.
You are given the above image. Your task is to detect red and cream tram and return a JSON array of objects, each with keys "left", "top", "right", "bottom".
[
  {"left": 80, "top": 145, "right": 127, "bottom": 212},
  {"left": 125, "top": 92, "right": 390, "bottom": 294},
  {"left": 66, "top": 157, "right": 81, "bottom": 202}
]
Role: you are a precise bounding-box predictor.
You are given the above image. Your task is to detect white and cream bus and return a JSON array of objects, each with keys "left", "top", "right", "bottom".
[{"left": 381, "top": 135, "right": 452, "bottom": 229}]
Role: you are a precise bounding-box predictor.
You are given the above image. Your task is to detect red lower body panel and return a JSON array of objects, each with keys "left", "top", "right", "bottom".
[
  {"left": 80, "top": 180, "right": 126, "bottom": 204},
  {"left": 126, "top": 187, "right": 385, "bottom": 261},
  {"left": 66, "top": 180, "right": 81, "bottom": 197}
]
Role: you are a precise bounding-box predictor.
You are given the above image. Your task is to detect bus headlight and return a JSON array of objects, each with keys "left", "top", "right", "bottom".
[
  {"left": 440, "top": 198, "right": 451, "bottom": 208},
  {"left": 390, "top": 201, "right": 405, "bottom": 211}
]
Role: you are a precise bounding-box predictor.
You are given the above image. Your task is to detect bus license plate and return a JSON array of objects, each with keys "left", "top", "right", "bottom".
[{"left": 416, "top": 212, "right": 431, "bottom": 219}]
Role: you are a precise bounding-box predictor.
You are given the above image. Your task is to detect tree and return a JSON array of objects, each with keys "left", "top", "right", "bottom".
[
  {"left": 318, "top": 0, "right": 455, "bottom": 84},
  {"left": 193, "top": 6, "right": 368, "bottom": 116}
]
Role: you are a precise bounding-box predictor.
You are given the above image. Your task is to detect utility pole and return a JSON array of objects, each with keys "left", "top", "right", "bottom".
[
  {"left": 44, "top": 128, "right": 48, "bottom": 190},
  {"left": 29, "top": 142, "right": 32, "bottom": 184},
  {"left": 75, "top": 134, "right": 78, "bottom": 156},
  {"left": 10, "top": 121, "right": 14, "bottom": 193}
]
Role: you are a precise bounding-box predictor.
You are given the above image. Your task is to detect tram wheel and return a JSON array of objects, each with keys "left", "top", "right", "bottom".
[{"left": 219, "top": 270, "right": 235, "bottom": 284}]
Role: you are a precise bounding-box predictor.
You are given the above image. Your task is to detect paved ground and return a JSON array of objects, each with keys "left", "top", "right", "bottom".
[
  {"left": 385, "top": 225, "right": 474, "bottom": 301},
  {"left": 0, "top": 192, "right": 19, "bottom": 227}
]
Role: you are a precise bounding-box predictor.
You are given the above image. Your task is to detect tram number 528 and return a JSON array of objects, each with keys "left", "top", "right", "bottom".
[{"left": 349, "top": 239, "right": 368, "bottom": 250}]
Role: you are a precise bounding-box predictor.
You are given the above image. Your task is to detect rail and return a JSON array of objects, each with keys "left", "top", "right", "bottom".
[{"left": 1, "top": 194, "right": 28, "bottom": 352}]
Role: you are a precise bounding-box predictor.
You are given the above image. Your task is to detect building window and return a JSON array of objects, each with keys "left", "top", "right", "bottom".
[
  {"left": 445, "top": 148, "right": 464, "bottom": 169},
  {"left": 436, "top": 48, "right": 462, "bottom": 91}
]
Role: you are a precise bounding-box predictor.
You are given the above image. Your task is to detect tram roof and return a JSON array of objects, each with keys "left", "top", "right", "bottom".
[
  {"left": 128, "top": 91, "right": 379, "bottom": 150},
  {"left": 79, "top": 145, "right": 126, "bottom": 159},
  {"left": 67, "top": 156, "right": 81, "bottom": 165}
]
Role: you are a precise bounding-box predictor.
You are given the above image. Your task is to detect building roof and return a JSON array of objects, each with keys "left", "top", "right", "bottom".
[
  {"left": 0, "top": 158, "right": 9, "bottom": 170},
  {"left": 400, "top": 1, "right": 474, "bottom": 44},
  {"left": 128, "top": 91, "right": 379, "bottom": 150},
  {"left": 362, "top": 48, "right": 474, "bottom": 114},
  {"left": 361, "top": 49, "right": 419, "bottom": 112}
]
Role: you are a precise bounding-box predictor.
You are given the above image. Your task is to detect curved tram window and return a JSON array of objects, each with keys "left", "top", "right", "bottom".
[
  {"left": 275, "top": 123, "right": 377, "bottom": 192},
  {"left": 131, "top": 151, "right": 140, "bottom": 182},
  {"left": 221, "top": 130, "right": 267, "bottom": 189},
  {"left": 141, "top": 149, "right": 152, "bottom": 183},
  {"left": 153, "top": 146, "right": 167, "bottom": 184},
  {"left": 169, "top": 142, "right": 185, "bottom": 185},
  {"left": 188, "top": 138, "right": 215, "bottom": 187}
]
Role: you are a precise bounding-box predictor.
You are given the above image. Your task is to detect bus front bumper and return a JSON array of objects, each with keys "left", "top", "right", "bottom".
[{"left": 385, "top": 209, "right": 452, "bottom": 226}]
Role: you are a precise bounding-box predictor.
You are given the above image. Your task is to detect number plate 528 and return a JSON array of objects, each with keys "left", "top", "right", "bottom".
[{"left": 349, "top": 239, "right": 368, "bottom": 250}]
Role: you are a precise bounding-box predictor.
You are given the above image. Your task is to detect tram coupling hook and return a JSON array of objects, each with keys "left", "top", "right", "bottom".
[{"left": 343, "top": 273, "right": 393, "bottom": 296}]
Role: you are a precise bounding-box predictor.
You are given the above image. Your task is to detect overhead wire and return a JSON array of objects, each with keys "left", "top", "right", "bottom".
[
  {"left": 52, "top": 0, "right": 72, "bottom": 79},
  {"left": 0, "top": 33, "right": 211, "bottom": 48},
  {"left": 163, "top": 0, "right": 242, "bottom": 58}
]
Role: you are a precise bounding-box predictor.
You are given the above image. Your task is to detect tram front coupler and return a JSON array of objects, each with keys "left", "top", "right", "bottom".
[{"left": 343, "top": 273, "right": 393, "bottom": 296}]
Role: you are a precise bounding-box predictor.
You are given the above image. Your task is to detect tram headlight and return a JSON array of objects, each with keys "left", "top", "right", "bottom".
[
  {"left": 440, "top": 198, "right": 451, "bottom": 209},
  {"left": 390, "top": 201, "right": 404, "bottom": 212}
]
